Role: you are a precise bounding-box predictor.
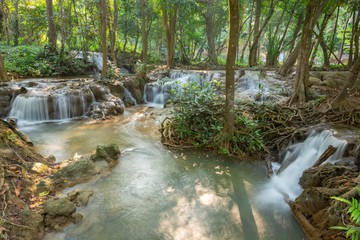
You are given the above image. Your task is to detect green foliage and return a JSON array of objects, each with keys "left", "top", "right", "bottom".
[
  {"left": 330, "top": 187, "right": 360, "bottom": 240},
  {"left": 170, "top": 79, "right": 265, "bottom": 156},
  {"left": 0, "top": 44, "right": 91, "bottom": 77},
  {"left": 171, "top": 80, "right": 223, "bottom": 148}
]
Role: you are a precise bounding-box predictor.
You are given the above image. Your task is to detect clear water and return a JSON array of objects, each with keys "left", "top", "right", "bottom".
[{"left": 20, "top": 105, "right": 305, "bottom": 240}]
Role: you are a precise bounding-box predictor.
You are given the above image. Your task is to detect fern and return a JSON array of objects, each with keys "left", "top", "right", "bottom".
[{"left": 330, "top": 187, "right": 360, "bottom": 240}]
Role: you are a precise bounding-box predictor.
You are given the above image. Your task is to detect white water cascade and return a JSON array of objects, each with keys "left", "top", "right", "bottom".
[
  {"left": 124, "top": 87, "right": 137, "bottom": 105},
  {"left": 144, "top": 70, "right": 291, "bottom": 104},
  {"left": 143, "top": 71, "right": 223, "bottom": 104},
  {"left": 258, "top": 130, "right": 347, "bottom": 206},
  {"left": 9, "top": 89, "right": 94, "bottom": 124}
]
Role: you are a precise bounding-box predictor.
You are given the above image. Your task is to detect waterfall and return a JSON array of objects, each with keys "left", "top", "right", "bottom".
[
  {"left": 144, "top": 71, "right": 222, "bottom": 104},
  {"left": 258, "top": 130, "right": 347, "bottom": 206},
  {"left": 8, "top": 88, "right": 94, "bottom": 124},
  {"left": 124, "top": 87, "right": 137, "bottom": 105}
]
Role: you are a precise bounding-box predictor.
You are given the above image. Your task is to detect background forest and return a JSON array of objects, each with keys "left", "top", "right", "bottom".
[{"left": 0, "top": 0, "right": 359, "bottom": 73}]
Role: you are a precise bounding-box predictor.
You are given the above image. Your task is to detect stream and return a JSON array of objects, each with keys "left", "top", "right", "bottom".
[
  {"left": 4, "top": 73, "right": 311, "bottom": 239},
  {"left": 15, "top": 105, "right": 303, "bottom": 240}
]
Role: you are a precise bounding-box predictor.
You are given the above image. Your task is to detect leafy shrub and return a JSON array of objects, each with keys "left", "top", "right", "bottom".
[
  {"left": 168, "top": 79, "right": 265, "bottom": 156},
  {"left": 1, "top": 44, "right": 91, "bottom": 77},
  {"left": 330, "top": 187, "right": 360, "bottom": 240}
]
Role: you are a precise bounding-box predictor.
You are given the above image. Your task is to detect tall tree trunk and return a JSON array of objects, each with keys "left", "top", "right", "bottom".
[
  {"left": 13, "top": 0, "right": 19, "bottom": 46},
  {"left": 348, "top": 10, "right": 356, "bottom": 68},
  {"left": 46, "top": 0, "right": 57, "bottom": 52},
  {"left": 320, "top": 36, "right": 330, "bottom": 68},
  {"left": 161, "top": 1, "right": 178, "bottom": 69},
  {"left": 59, "top": 0, "right": 66, "bottom": 59},
  {"left": 141, "top": 0, "right": 148, "bottom": 63},
  {"left": 353, "top": 11, "right": 360, "bottom": 64},
  {"left": 224, "top": 0, "right": 239, "bottom": 136},
  {"left": 249, "top": 0, "right": 277, "bottom": 67},
  {"left": 248, "top": 0, "right": 261, "bottom": 67},
  {"left": 101, "top": 0, "right": 107, "bottom": 76},
  {"left": 0, "top": 1, "right": 3, "bottom": 40},
  {"left": 132, "top": 26, "right": 140, "bottom": 58},
  {"left": 205, "top": 0, "right": 217, "bottom": 65},
  {"left": 110, "top": 0, "right": 118, "bottom": 66},
  {"left": 0, "top": 52, "right": 8, "bottom": 82},
  {"left": 331, "top": 56, "right": 360, "bottom": 109},
  {"left": 288, "top": 0, "right": 329, "bottom": 105}
]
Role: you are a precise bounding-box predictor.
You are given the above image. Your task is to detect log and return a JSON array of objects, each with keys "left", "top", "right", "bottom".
[{"left": 312, "top": 145, "right": 337, "bottom": 168}]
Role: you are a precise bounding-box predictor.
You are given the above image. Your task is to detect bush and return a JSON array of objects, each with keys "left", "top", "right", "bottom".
[
  {"left": 167, "top": 79, "right": 265, "bottom": 156},
  {"left": 0, "top": 44, "right": 91, "bottom": 77}
]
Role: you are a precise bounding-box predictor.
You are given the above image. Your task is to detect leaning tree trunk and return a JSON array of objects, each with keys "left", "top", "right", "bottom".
[
  {"left": 277, "top": 43, "right": 300, "bottom": 76},
  {"left": 46, "top": 0, "right": 57, "bottom": 52},
  {"left": 0, "top": 52, "right": 8, "bottom": 82},
  {"left": 224, "top": 0, "right": 239, "bottom": 136},
  {"left": 288, "top": 0, "right": 329, "bottom": 105},
  {"left": 59, "top": 0, "right": 66, "bottom": 59},
  {"left": 331, "top": 56, "right": 360, "bottom": 109},
  {"left": 101, "top": 0, "right": 107, "bottom": 76}
]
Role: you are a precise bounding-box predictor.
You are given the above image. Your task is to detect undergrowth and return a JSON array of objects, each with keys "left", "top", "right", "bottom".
[{"left": 0, "top": 44, "right": 92, "bottom": 77}]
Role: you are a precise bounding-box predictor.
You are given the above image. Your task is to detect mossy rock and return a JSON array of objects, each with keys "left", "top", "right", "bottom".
[
  {"left": 51, "top": 158, "right": 99, "bottom": 184},
  {"left": 44, "top": 198, "right": 76, "bottom": 216},
  {"left": 90, "top": 143, "right": 120, "bottom": 162}
]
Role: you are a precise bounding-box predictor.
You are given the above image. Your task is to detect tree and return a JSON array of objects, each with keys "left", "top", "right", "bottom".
[
  {"left": 248, "top": 0, "right": 277, "bottom": 67},
  {"left": 288, "top": 0, "right": 329, "bottom": 105},
  {"left": 46, "top": 0, "right": 57, "bottom": 51},
  {"left": 0, "top": 52, "right": 8, "bottom": 82},
  {"left": 160, "top": 0, "right": 178, "bottom": 68},
  {"left": 13, "top": 0, "right": 19, "bottom": 46},
  {"left": 101, "top": 0, "right": 107, "bottom": 76},
  {"left": 141, "top": 0, "right": 148, "bottom": 63},
  {"left": 110, "top": 0, "right": 118, "bottom": 66},
  {"left": 224, "top": 0, "right": 239, "bottom": 136}
]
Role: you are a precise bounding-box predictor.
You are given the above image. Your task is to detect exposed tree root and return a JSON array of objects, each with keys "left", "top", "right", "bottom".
[{"left": 160, "top": 100, "right": 360, "bottom": 155}]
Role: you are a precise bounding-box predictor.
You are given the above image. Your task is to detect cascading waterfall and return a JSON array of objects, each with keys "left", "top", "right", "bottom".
[
  {"left": 124, "top": 87, "right": 137, "bottom": 105},
  {"left": 8, "top": 88, "right": 95, "bottom": 124},
  {"left": 143, "top": 71, "right": 222, "bottom": 104},
  {"left": 258, "top": 130, "right": 347, "bottom": 206}
]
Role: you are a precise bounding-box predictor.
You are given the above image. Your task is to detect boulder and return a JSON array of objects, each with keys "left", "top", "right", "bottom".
[
  {"left": 31, "top": 163, "right": 49, "bottom": 175},
  {"left": 51, "top": 158, "right": 99, "bottom": 184},
  {"left": 34, "top": 179, "right": 54, "bottom": 195},
  {"left": 90, "top": 143, "right": 121, "bottom": 162},
  {"left": 67, "top": 188, "right": 93, "bottom": 207},
  {"left": 44, "top": 198, "right": 76, "bottom": 216}
]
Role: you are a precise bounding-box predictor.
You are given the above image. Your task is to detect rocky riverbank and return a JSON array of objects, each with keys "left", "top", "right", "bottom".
[{"left": 0, "top": 119, "right": 121, "bottom": 240}]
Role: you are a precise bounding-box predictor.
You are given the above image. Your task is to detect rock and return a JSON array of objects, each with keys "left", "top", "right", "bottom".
[
  {"left": 51, "top": 158, "right": 99, "bottom": 184},
  {"left": 34, "top": 179, "right": 54, "bottom": 195},
  {"left": 67, "top": 188, "right": 93, "bottom": 207},
  {"left": 19, "top": 209, "right": 32, "bottom": 217},
  {"left": 47, "top": 155, "right": 56, "bottom": 164},
  {"left": 31, "top": 163, "right": 49, "bottom": 175},
  {"left": 308, "top": 76, "right": 322, "bottom": 87},
  {"left": 44, "top": 198, "right": 76, "bottom": 216},
  {"left": 90, "top": 143, "right": 120, "bottom": 162},
  {"left": 72, "top": 213, "right": 84, "bottom": 224},
  {"left": 299, "top": 163, "right": 349, "bottom": 188}
]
